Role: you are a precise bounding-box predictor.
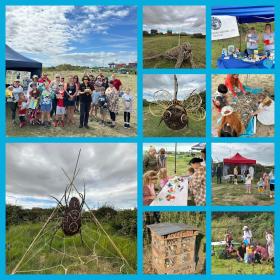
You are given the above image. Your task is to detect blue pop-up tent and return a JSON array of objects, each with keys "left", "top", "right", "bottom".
[
  {"left": 6, "top": 45, "right": 42, "bottom": 77},
  {"left": 212, "top": 6, "right": 274, "bottom": 24}
]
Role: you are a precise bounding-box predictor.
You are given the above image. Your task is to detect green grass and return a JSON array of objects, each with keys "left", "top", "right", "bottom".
[
  {"left": 6, "top": 222, "right": 136, "bottom": 274},
  {"left": 212, "top": 255, "right": 274, "bottom": 274},
  {"left": 212, "top": 22, "right": 274, "bottom": 68},
  {"left": 212, "top": 178, "right": 274, "bottom": 206},
  {"left": 143, "top": 35, "right": 206, "bottom": 68},
  {"left": 211, "top": 212, "right": 274, "bottom": 274},
  {"left": 166, "top": 154, "right": 194, "bottom": 176},
  {"left": 143, "top": 105, "right": 205, "bottom": 137}
]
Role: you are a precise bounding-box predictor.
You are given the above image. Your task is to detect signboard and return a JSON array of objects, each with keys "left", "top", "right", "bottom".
[{"left": 212, "top": 15, "right": 239, "bottom": 40}]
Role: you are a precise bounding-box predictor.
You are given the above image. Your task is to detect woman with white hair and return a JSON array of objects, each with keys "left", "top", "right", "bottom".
[
  {"left": 143, "top": 146, "right": 158, "bottom": 173},
  {"left": 243, "top": 226, "right": 252, "bottom": 245}
]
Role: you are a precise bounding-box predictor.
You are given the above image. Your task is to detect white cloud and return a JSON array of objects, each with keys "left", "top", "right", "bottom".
[
  {"left": 212, "top": 143, "right": 274, "bottom": 166},
  {"left": 6, "top": 6, "right": 75, "bottom": 55},
  {"left": 6, "top": 143, "right": 137, "bottom": 209},
  {"left": 143, "top": 6, "right": 206, "bottom": 34},
  {"left": 6, "top": 6, "right": 136, "bottom": 66},
  {"left": 143, "top": 74, "right": 206, "bottom": 101}
]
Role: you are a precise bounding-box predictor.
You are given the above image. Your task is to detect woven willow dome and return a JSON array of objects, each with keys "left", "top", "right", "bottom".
[{"left": 147, "top": 223, "right": 199, "bottom": 274}]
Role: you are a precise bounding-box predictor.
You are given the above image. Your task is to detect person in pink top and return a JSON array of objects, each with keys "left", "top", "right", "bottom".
[
  {"left": 225, "top": 74, "right": 246, "bottom": 97},
  {"left": 143, "top": 170, "right": 158, "bottom": 206}
]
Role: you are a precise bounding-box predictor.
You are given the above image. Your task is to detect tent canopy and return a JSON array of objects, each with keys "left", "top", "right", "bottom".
[
  {"left": 6, "top": 45, "right": 42, "bottom": 77},
  {"left": 223, "top": 153, "right": 256, "bottom": 165},
  {"left": 212, "top": 6, "right": 275, "bottom": 24}
]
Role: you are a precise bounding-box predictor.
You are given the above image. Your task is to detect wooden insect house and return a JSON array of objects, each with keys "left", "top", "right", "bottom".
[{"left": 147, "top": 223, "right": 199, "bottom": 274}]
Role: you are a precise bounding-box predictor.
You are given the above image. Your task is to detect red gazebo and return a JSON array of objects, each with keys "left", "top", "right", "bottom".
[{"left": 223, "top": 153, "right": 256, "bottom": 176}]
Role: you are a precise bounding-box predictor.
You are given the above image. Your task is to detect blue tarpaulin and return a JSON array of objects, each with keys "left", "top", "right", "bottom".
[
  {"left": 212, "top": 6, "right": 274, "bottom": 24},
  {"left": 6, "top": 45, "right": 42, "bottom": 77}
]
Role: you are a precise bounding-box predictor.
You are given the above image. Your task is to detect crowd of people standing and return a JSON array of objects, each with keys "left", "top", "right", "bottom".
[{"left": 6, "top": 72, "right": 133, "bottom": 130}]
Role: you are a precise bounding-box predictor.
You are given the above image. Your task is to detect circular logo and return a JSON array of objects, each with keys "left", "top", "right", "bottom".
[{"left": 212, "top": 17, "right": 222, "bottom": 30}]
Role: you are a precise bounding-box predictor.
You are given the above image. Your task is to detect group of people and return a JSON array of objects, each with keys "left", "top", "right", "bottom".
[
  {"left": 223, "top": 226, "right": 274, "bottom": 264},
  {"left": 245, "top": 24, "right": 274, "bottom": 57},
  {"left": 6, "top": 72, "right": 133, "bottom": 129},
  {"left": 143, "top": 146, "right": 206, "bottom": 206},
  {"left": 215, "top": 164, "right": 274, "bottom": 198},
  {"left": 213, "top": 74, "right": 274, "bottom": 137}
]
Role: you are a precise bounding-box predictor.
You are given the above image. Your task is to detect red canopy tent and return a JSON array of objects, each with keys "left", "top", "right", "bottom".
[{"left": 223, "top": 153, "right": 256, "bottom": 165}]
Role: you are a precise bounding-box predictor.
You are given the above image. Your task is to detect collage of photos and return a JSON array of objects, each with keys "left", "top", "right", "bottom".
[
  {"left": 6, "top": 6, "right": 137, "bottom": 137},
  {"left": 3, "top": 2, "right": 277, "bottom": 279}
]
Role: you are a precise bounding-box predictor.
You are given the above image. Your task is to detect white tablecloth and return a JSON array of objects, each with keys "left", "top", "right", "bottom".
[{"left": 150, "top": 176, "right": 188, "bottom": 206}]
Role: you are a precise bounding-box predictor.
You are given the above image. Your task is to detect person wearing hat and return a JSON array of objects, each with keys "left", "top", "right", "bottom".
[
  {"left": 242, "top": 226, "right": 252, "bottom": 245},
  {"left": 189, "top": 157, "right": 206, "bottom": 206},
  {"left": 78, "top": 75, "right": 94, "bottom": 128}
]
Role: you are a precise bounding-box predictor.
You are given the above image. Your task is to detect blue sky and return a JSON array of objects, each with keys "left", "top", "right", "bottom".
[{"left": 6, "top": 6, "right": 137, "bottom": 67}]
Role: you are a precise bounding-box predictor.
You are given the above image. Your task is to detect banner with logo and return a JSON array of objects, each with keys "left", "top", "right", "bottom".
[{"left": 211, "top": 15, "right": 239, "bottom": 40}]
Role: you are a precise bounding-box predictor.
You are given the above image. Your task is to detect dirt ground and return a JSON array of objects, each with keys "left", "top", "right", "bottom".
[{"left": 211, "top": 74, "right": 274, "bottom": 137}]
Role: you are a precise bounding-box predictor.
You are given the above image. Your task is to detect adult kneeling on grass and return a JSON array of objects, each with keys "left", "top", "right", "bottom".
[{"left": 79, "top": 76, "right": 94, "bottom": 129}]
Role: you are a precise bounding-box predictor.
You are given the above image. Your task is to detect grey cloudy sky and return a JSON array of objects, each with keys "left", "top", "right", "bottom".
[
  {"left": 212, "top": 143, "right": 274, "bottom": 166},
  {"left": 6, "top": 143, "right": 137, "bottom": 209},
  {"left": 143, "top": 143, "right": 205, "bottom": 153},
  {"left": 143, "top": 6, "right": 206, "bottom": 34},
  {"left": 143, "top": 74, "right": 206, "bottom": 101}
]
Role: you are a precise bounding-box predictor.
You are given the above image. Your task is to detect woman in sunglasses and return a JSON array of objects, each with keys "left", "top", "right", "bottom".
[{"left": 78, "top": 75, "right": 94, "bottom": 129}]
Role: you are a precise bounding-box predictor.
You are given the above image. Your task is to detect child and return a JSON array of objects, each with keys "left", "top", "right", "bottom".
[
  {"left": 98, "top": 90, "right": 108, "bottom": 127},
  {"left": 18, "top": 92, "right": 27, "bottom": 128},
  {"left": 143, "top": 170, "right": 158, "bottom": 206},
  {"left": 158, "top": 168, "right": 169, "bottom": 188},
  {"left": 28, "top": 83, "right": 41, "bottom": 125},
  {"left": 90, "top": 76, "right": 103, "bottom": 121},
  {"left": 54, "top": 83, "right": 67, "bottom": 127},
  {"left": 40, "top": 88, "right": 52, "bottom": 127},
  {"left": 245, "top": 27, "right": 259, "bottom": 55},
  {"left": 122, "top": 88, "right": 133, "bottom": 128},
  {"left": 245, "top": 174, "right": 252, "bottom": 194},
  {"left": 5, "top": 85, "right": 13, "bottom": 100},
  {"left": 213, "top": 84, "right": 229, "bottom": 112},
  {"left": 257, "top": 177, "right": 264, "bottom": 193},
  {"left": 245, "top": 245, "right": 254, "bottom": 264},
  {"left": 187, "top": 167, "right": 195, "bottom": 204},
  {"left": 157, "top": 148, "right": 167, "bottom": 169}
]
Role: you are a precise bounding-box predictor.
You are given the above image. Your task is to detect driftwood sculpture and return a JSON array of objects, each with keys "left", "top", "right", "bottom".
[{"left": 144, "top": 42, "right": 194, "bottom": 68}]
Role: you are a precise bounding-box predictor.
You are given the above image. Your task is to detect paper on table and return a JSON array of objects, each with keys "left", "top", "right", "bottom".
[{"left": 150, "top": 176, "right": 188, "bottom": 206}]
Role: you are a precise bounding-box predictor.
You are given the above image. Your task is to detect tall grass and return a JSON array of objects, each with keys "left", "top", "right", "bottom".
[{"left": 6, "top": 222, "right": 136, "bottom": 274}]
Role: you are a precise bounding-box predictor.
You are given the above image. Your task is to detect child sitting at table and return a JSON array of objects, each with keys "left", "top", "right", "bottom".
[
  {"left": 213, "top": 84, "right": 229, "bottom": 112},
  {"left": 158, "top": 168, "right": 170, "bottom": 188},
  {"left": 143, "top": 170, "right": 158, "bottom": 206},
  {"left": 245, "top": 27, "right": 259, "bottom": 55}
]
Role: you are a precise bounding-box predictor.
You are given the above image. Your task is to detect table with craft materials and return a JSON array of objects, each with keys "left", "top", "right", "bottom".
[{"left": 150, "top": 176, "right": 189, "bottom": 206}]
